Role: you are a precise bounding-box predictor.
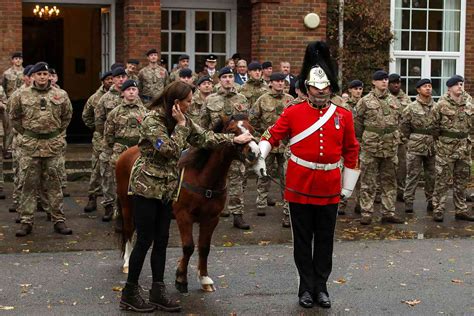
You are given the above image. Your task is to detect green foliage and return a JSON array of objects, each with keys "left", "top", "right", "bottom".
[{"left": 327, "top": 0, "right": 394, "bottom": 92}]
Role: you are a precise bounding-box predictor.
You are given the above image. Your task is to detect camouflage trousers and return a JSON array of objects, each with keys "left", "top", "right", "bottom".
[
  {"left": 397, "top": 144, "right": 406, "bottom": 196},
  {"left": 359, "top": 154, "right": 397, "bottom": 217},
  {"left": 256, "top": 152, "right": 289, "bottom": 215},
  {"left": 87, "top": 138, "right": 102, "bottom": 196},
  {"left": 432, "top": 155, "right": 470, "bottom": 214},
  {"left": 0, "top": 136, "right": 4, "bottom": 192},
  {"left": 18, "top": 155, "right": 65, "bottom": 224},
  {"left": 227, "top": 160, "right": 246, "bottom": 215},
  {"left": 403, "top": 153, "right": 435, "bottom": 207},
  {"left": 59, "top": 144, "right": 67, "bottom": 190},
  {"left": 99, "top": 152, "right": 116, "bottom": 208}
]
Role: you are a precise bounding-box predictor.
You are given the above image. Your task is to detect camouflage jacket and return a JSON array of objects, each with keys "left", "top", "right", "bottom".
[
  {"left": 82, "top": 85, "right": 107, "bottom": 130},
  {"left": 126, "top": 70, "right": 139, "bottom": 83},
  {"left": 400, "top": 96, "right": 436, "bottom": 156},
  {"left": 213, "top": 82, "right": 241, "bottom": 93},
  {"left": 200, "top": 87, "right": 249, "bottom": 129},
  {"left": 188, "top": 90, "right": 207, "bottom": 124},
  {"left": 239, "top": 78, "right": 270, "bottom": 107},
  {"left": 129, "top": 109, "right": 234, "bottom": 200},
  {"left": 354, "top": 89, "right": 401, "bottom": 158},
  {"left": 2, "top": 67, "right": 24, "bottom": 98},
  {"left": 432, "top": 94, "right": 473, "bottom": 161},
  {"left": 391, "top": 89, "right": 411, "bottom": 111},
  {"left": 104, "top": 98, "right": 147, "bottom": 162},
  {"left": 169, "top": 68, "right": 199, "bottom": 84},
  {"left": 9, "top": 83, "right": 72, "bottom": 157},
  {"left": 94, "top": 85, "right": 122, "bottom": 136},
  {"left": 138, "top": 64, "right": 168, "bottom": 98},
  {"left": 344, "top": 96, "right": 361, "bottom": 115},
  {"left": 0, "top": 86, "right": 7, "bottom": 136}
]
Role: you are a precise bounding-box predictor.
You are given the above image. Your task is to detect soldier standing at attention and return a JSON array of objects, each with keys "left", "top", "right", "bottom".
[
  {"left": 138, "top": 49, "right": 168, "bottom": 107},
  {"left": 250, "top": 72, "right": 294, "bottom": 226},
  {"left": 10, "top": 62, "right": 73, "bottom": 237},
  {"left": 400, "top": 79, "right": 436, "bottom": 214},
  {"left": 82, "top": 70, "right": 113, "bottom": 213},
  {"left": 126, "top": 59, "right": 140, "bottom": 82},
  {"left": 355, "top": 70, "right": 404, "bottom": 225},
  {"left": 240, "top": 62, "right": 269, "bottom": 107},
  {"left": 188, "top": 76, "right": 213, "bottom": 123},
  {"left": 200, "top": 67, "right": 251, "bottom": 229},
  {"left": 431, "top": 75, "right": 474, "bottom": 222}
]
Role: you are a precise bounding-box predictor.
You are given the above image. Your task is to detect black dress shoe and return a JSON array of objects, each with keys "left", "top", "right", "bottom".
[
  {"left": 316, "top": 292, "right": 331, "bottom": 308},
  {"left": 299, "top": 291, "right": 313, "bottom": 308}
]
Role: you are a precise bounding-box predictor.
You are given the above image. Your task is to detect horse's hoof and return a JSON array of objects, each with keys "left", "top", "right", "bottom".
[
  {"left": 122, "top": 266, "right": 129, "bottom": 274},
  {"left": 175, "top": 281, "right": 188, "bottom": 293},
  {"left": 201, "top": 284, "right": 216, "bottom": 292}
]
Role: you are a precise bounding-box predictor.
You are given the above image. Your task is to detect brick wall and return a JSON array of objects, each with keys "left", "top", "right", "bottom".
[
  {"left": 237, "top": 0, "right": 252, "bottom": 61},
  {"left": 115, "top": 0, "right": 124, "bottom": 64},
  {"left": 0, "top": 0, "right": 22, "bottom": 73},
  {"left": 251, "top": 0, "right": 327, "bottom": 75},
  {"left": 465, "top": 0, "right": 474, "bottom": 95}
]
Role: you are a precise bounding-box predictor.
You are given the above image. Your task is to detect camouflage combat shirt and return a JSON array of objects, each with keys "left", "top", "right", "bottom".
[{"left": 200, "top": 87, "right": 249, "bottom": 129}]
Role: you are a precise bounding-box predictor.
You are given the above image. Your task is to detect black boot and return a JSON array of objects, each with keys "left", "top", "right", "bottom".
[
  {"left": 0, "top": 190, "right": 5, "bottom": 200},
  {"left": 120, "top": 283, "right": 155, "bottom": 313},
  {"left": 9, "top": 206, "right": 16, "bottom": 213},
  {"left": 54, "top": 222, "right": 73, "bottom": 235},
  {"left": 16, "top": 223, "right": 32, "bottom": 237},
  {"left": 233, "top": 214, "right": 250, "bottom": 230},
  {"left": 84, "top": 195, "right": 97, "bottom": 213},
  {"left": 102, "top": 204, "right": 114, "bottom": 222},
  {"left": 149, "top": 282, "right": 181, "bottom": 312}
]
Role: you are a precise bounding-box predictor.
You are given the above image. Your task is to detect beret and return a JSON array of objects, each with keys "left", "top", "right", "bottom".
[
  {"left": 262, "top": 61, "right": 272, "bottom": 69},
  {"left": 111, "top": 63, "right": 124, "bottom": 71},
  {"left": 416, "top": 78, "right": 431, "bottom": 88},
  {"left": 372, "top": 70, "right": 388, "bottom": 81},
  {"left": 231, "top": 53, "right": 241, "bottom": 60},
  {"left": 100, "top": 70, "right": 113, "bottom": 81},
  {"left": 248, "top": 62, "right": 262, "bottom": 71},
  {"left": 196, "top": 76, "right": 213, "bottom": 86},
  {"left": 127, "top": 59, "right": 139, "bottom": 65},
  {"left": 269, "top": 72, "right": 286, "bottom": 81},
  {"left": 160, "top": 56, "right": 168, "bottom": 64},
  {"left": 206, "top": 54, "right": 217, "bottom": 61},
  {"left": 179, "top": 68, "right": 192, "bottom": 78},
  {"left": 11, "top": 52, "right": 22, "bottom": 59},
  {"left": 23, "top": 65, "right": 34, "bottom": 76},
  {"left": 30, "top": 62, "right": 49, "bottom": 74},
  {"left": 48, "top": 68, "right": 57, "bottom": 75},
  {"left": 348, "top": 80, "right": 364, "bottom": 89},
  {"left": 112, "top": 67, "right": 127, "bottom": 77},
  {"left": 446, "top": 75, "right": 464, "bottom": 87},
  {"left": 178, "top": 54, "right": 190, "bottom": 61},
  {"left": 121, "top": 79, "right": 138, "bottom": 91},
  {"left": 388, "top": 73, "right": 401, "bottom": 83},
  {"left": 218, "top": 67, "right": 233, "bottom": 78},
  {"left": 146, "top": 48, "right": 158, "bottom": 56}
]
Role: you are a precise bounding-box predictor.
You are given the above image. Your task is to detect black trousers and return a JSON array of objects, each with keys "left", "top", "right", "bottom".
[
  {"left": 289, "top": 202, "right": 338, "bottom": 297},
  {"left": 127, "top": 195, "right": 172, "bottom": 285}
]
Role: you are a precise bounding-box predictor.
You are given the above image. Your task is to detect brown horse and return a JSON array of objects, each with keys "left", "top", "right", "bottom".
[{"left": 116, "top": 115, "right": 260, "bottom": 291}]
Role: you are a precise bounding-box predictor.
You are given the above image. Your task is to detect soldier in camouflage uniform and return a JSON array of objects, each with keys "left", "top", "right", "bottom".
[
  {"left": 354, "top": 70, "right": 404, "bottom": 225},
  {"left": 177, "top": 68, "right": 196, "bottom": 89},
  {"left": 250, "top": 72, "right": 293, "bottom": 227},
  {"left": 95, "top": 67, "right": 128, "bottom": 222},
  {"left": 81, "top": 70, "right": 113, "bottom": 213},
  {"left": 169, "top": 54, "right": 198, "bottom": 84},
  {"left": 10, "top": 62, "right": 73, "bottom": 236},
  {"left": 188, "top": 76, "right": 213, "bottom": 124},
  {"left": 239, "top": 62, "right": 270, "bottom": 107},
  {"left": 200, "top": 67, "right": 251, "bottom": 229},
  {"left": 388, "top": 73, "right": 412, "bottom": 202},
  {"left": 0, "top": 86, "right": 6, "bottom": 198},
  {"left": 261, "top": 61, "right": 272, "bottom": 85},
  {"left": 400, "top": 78, "right": 436, "bottom": 214},
  {"left": 138, "top": 49, "right": 168, "bottom": 107},
  {"left": 126, "top": 59, "right": 140, "bottom": 82},
  {"left": 431, "top": 75, "right": 474, "bottom": 222}
]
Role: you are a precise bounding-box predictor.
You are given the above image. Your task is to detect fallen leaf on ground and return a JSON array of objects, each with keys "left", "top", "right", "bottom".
[
  {"left": 0, "top": 306, "right": 14, "bottom": 310},
  {"left": 451, "top": 279, "right": 463, "bottom": 284},
  {"left": 333, "top": 278, "right": 346, "bottom": 284},
  {"left": 223, "top": 241, "right": 234, "bottom": 247},
  {"left": 402, "top": 299, "right": 421, "bottom": 307},
  {"left": 112, "top": 286, "right": 123, "bottom": 292},
  {"left": 258, "top": 240, "right": 270, "bottom": 246}
]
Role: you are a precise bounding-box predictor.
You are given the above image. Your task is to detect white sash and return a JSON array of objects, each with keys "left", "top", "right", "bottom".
[{"left": 289, "top": 103, "right": 337, "bottom": 146}]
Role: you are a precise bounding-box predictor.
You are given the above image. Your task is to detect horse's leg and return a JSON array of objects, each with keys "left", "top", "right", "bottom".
[
  {"left": 122, "top": 239, "right": 132, "bottom": 274},
  {"left": 175, "top": 210, "right": 194, "bottom": 293},
  {"left": 197, "top": 216, "right": 219, "bottom": 292}
]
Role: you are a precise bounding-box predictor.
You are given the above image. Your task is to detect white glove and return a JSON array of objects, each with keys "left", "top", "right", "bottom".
[
  {"left": 252, "top": 156, "right": 267, "bottom": 178},
  {"left": 340, "top": 167, "right": 360, "bottom": 200},
  {"left": 340, "top": 188, "right": 353, "bottom": 200}
]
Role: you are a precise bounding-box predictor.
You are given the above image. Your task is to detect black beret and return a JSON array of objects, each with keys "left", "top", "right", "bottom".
[
  {"left": 206, "top": 54, "right": 217, "bottom": 61},
  {"left": 416, "top": 78, "right": 431, "bottom": 88},
  {"left": 112, "top": 67, "right": 127, "bottom": 77},
  {"left": 179, "top": 68, "right": 192, "bottom": 78},
  {"left": 231, "top": 53, "right": 241, "bottom": 60},
  {"left": 446, "top": 75, "right": 464, "bottom": 87},
  {"left": 262, "top": 61, "right": 272, "bottom": 69},
  {"left": 372, "top": 70, "right": 388, "bottom": 81},
  {"left": 100, "top": 70, "right": 113, "bottom": 81},
  {"left": 146, "top": 48, "right": 158, "bottom": 56},
  {"left": 48, "top": 68, "right": 57, "bottom": 75},
  {"left": 348, "top": 80, "right": 364, "bottom": 89},
  {"left": 160, "top": 56, "right": 168, "bottom": 64},
  {"left": 111, "top": 63, "right": 124, "bottom": 71},
  {"left": 23, "top": 65, "right": 34, "bottom": 76},
  {"left": 388, "top": 73, "right": 401, "bottom": 83},
  {"left": 178, "top": 54, "right": 190, "bottom": 61},
  {"left": 127, "top": 59, "right": 139, "bottom": 65},
  {"left": 197, "top": 76, "right": 213, "bottom": 86},
  {"left": 248, "top": 61, "right": 262, "bottom": 71},
  {"left": 30, "top": 62, "right": 49, "bottom": 74},
  {"left": 218, "top": 67, "right": 233, "bottom": 78},
  {"left": 121, "top": 79, "right": 139, "bottom": 91},
  {"left": 269, "top": 72, "right": 286, "bottom": 81},
  {"left": 11, "top": 52, "right": 22, "bottom": 59}
]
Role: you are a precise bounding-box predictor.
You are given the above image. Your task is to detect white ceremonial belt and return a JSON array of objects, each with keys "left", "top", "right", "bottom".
[{"left": 290, "top": 154, "right": 341, "bottom": 171}]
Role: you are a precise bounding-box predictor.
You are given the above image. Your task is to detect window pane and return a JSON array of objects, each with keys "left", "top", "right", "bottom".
[
  {"left": 411, "top": 31, "right": 426, "bottom": 50},
  {"left": 428, "top": 11, "right": 442, "bottom": 30},
  {"left": 171, "top": 55, "right": 181, "bottom": 70},
  {"left": 195, "top": 33, "right": 209, "bottom": 52},
  {"left": 402, "top": 10, "right": 410, "bottom": 29},
  {"left": 212, "top": 34, "right": 226, "bottom": 53},
  {"left": 402, "top": 0, "right": 410, "bottom": 8},
  {"left": 428, "top": 31, "right": 442, "bottom": 50},
  {"left": 412, "top": 10, "right": 427, "bottom": 29},
  {"left": 195, "top": 11, "right": 209, "bottom": 31},
  {"left": 431, "top": 59, "right": 441, "bottom": 76},
  {"left": 407, "top": 78, "right": 419, "bottom": 96},
  {"left": 444, "top": 11, "right": 460, "bottom": 31},
  {"left": 401, "top": 31, "right": 410, "bottom": 50},
  {"left": 431, "top": 79, "right": 441, "bottom": 97},
  {"left": 443, "top": 32, "right": 459, "bottom": 52},
  {"left": 171, "top": 11, "right": 185, "bottom": 30},
  {"left": 408, "top": 59, "right": 421, "bottom": 76},
  {"left": 400, "top": 58, "right": 407, "bottom": 76},
  {"left": 161, "top": 32, "right": 169, "bottom": 52},
  {"left": 212, "top": 12, "right": 226, "bottom": 31},
  {"left": 171, "top": 33, "right": 186, "bottom": 51},
  {"left": 442, "top": 59, "right": 456, "bottom": 77},
  {"left": 217, "top": 56, "right": 226, "bottom": 69},
  {"left": 412, "top": 0, "right": 427, "bottom": 8},
  {"left": 429, "top": 0, "right": 443, "bottom": 9},
  {"left": 162, "top": 10, "right": 169, "bottom": 30},
  {"left": 195, "top": 55, "right": 207, "bottom": 73},
  {"left": 394, "top": 30, "right": 402, "bottom": 50},
  {"left": 445, "top": 0, "right": 460, "bottom": 10}
]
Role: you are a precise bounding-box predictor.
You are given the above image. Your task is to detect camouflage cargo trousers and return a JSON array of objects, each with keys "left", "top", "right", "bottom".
[
  {"left": 59, "top": 143, "right": 68, "bottom": 190},
  {"left": 359, "top": 154, "right": 397, "bottom": 217},
  {"left": 403, "top": 153, "right": 435, "bottom": 207},
  {"left": 99, "top": 151, "right": 116, "bottom": 208},
  {"left": 87, "top": 137, "right": 102, "bottom": 196},
  {"left": 18, "top": 155, "right": 65, "bottom": 224},
  {"left": 227, "top": 160, "right": 246, "bottom": 215},
  {"left": 432, "top": 155, "right": 470, "bottom": 214},
  {"left": 397, "top": 144, "right": 406, "bottom": 196}
]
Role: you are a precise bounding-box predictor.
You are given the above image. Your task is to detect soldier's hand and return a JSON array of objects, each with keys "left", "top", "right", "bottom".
[
  {"left": 233, "top": 131, "right": 253, "bottom": 144},
  {"left": 172, "top": 104, "right": 186, "bottom": 126},
  {"left": 340, "top": 188, "right": 352, "bottom": 200}
]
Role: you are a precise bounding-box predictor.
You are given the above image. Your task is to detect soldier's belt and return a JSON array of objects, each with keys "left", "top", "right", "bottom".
[
  {"left": 412, "top": 128, "right": 433, "bottom": 135},
  {"left": 115, "top": 137, "right": 140, "bottom": 146},
  {"left": 440, "top": 130, "right": 468, "bottom": 139},
  {"left": 23, "top": 129, "right": 61, "bottom": 140},
  {"left": 141, "top": 95, "right": 153, "bottom": 101},
  {"left": 364, "top": 126, "right": 397, "bottom": 135},
  {"left": 290, "top": 154, "right": 341, "bottom": 171}
]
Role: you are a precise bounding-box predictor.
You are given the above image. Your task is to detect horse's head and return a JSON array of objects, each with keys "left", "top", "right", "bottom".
[{"left": 222, "top": 114, "right": 260, "bottom": 164}]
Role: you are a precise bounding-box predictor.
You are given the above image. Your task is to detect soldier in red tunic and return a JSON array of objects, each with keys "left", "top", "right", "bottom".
[{"left": 253, "top": 42, "right": 360, "bottom": 309}]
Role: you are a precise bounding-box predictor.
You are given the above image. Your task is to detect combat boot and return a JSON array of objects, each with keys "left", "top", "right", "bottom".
[
  {"left": 282, "top": 214, "right": 291, "bottom": 228},
  {"left": 337, "top": 207, "right": 346, "bottom": 215},
  {"left": 54, "top": 222, "right": 73, "bottom": 235},
  {"left": 233, "top": 214, "right": 250, "bottom": 230},
  {"left": 149, "top": 282, "right": 181, "bottom": 312},
  {"left": 360, "top": 216, "right": 372, "bottom": 225},
  {"left": 120, "top": 282, "right": 155, "bottom": 313},
  {"left": 257, "top": 208, "right": 266, "bottom": 216},
  {"left": 381, "top": 214, "right": 404, "bottom": 224},
  {"left": 9, "top": 206, "right": 16, "bottom": 213},
  {"left": 16, "top": 223, "right": 32, "bottom": 237},
  {"left": 433, "top": 212, "right": 444, "bottom": 222},
  {"left": 354, "top": 204, "right": 362, "bottom": 214},
  {"left": 0, "top": 190, "right": 5, "bottom": 200},
  {"left": 220, "top": 210, "right": 230, "bottom": 217},
  {"left": 102, "top": 204, "right": 114, "bottom": 222},
  {"left": 405, "top": 204, "right": 414, "bottom": 213},
  {"left": 84, "top": 195, "right": 97, "bottom": 213},
  {"left": 267, "top": 197, "right": 276, "bottom": 206},
  {"left": 455, "top": 212, "right": 474, "bottom": 222}
]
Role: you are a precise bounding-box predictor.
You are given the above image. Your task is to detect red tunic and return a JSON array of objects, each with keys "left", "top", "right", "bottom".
[{"left": 261, "top": 100, "right": 359, "bottom": 205}]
